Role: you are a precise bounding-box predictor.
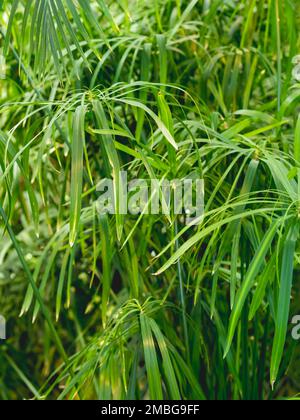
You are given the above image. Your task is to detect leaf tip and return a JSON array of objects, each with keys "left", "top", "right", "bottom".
[
  {"left": 271, "top": 379, "right": 276, "bottom": 391},
  {"left": 223, "top": 342, "right": 231, "bottom": 359}
]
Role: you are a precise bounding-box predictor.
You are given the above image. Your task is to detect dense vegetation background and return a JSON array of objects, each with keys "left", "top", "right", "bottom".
[{"left": 0, "top": 0, "right": 300, "bottom": 400}]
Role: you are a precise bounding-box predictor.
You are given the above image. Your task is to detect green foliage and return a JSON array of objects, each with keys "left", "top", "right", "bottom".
[{"left": 0, "top": 0, "right": 300, "bottom": 400}]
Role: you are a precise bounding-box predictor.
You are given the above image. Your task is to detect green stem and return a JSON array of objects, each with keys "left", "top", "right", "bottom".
[
  {"left": 275, "top": 0, "right": 282, "bottom": 113},
  {"left": 175, "top": 219, "right": 190, "bottom": 364}
]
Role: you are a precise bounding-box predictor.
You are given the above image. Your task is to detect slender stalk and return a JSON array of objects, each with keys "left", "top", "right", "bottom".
[
  {"left": 175, "top": 219, "right": 190, "bottom": 365},
  {"left": 275, "top": 0, "right": 282, "bottom": 113}
]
